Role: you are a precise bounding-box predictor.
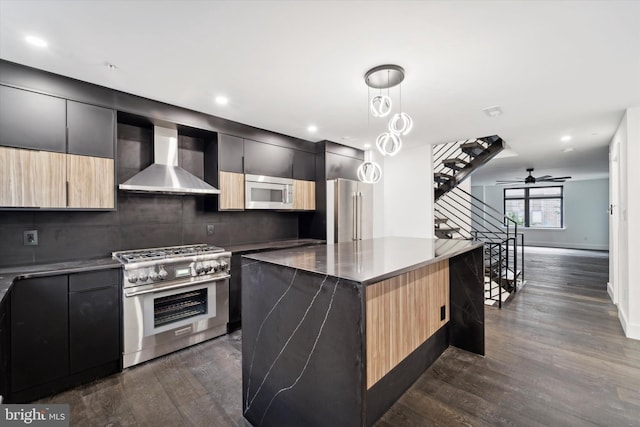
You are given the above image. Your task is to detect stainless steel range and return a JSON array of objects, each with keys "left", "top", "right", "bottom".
[{"left": 113, "top": 244, "right": 230, "bottom": 368}]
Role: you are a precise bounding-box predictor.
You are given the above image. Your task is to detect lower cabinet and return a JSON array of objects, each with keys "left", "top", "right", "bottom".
[
  {"left": 8, "top": 268, "right": 121, "bottom": 402},
  {"left": 293, "top": 179, "right": 316, "bottom": 210},
  {"left": 68, "top": 271, "right": 120, "bottom": 374},
  {"left": 11, "top": 275, "right": 69, "bottom": 393}
]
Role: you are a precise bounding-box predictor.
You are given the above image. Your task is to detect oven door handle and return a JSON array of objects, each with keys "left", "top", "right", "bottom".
[{"left": 124, "top": 274, "right": 230, "bottom": 297}]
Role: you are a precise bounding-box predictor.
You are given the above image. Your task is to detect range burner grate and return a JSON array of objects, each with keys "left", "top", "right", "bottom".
[{"left": 113, "top": 244, "right": 225, "bottom": 264}]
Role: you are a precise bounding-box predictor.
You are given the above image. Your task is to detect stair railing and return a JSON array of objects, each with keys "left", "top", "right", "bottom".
[{"left": 435, "top": 185, "right": 525, "bottom": 307}]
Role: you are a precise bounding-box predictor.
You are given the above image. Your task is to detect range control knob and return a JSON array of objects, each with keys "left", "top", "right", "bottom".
[
  {"left": 128, "top": 273, "right": 139, "bottom": 284},
  {"left": 158, "top": 267, "right": 168, "bottom": 280},
  {"left": 195, "top": 263, "right": 204, "bottom": 275},
  {"left": 219, "top": 260, "right": 229, "bottom": 271},
  {"left": 149, "top": 270, "right": 160, "bottom": 281},
  {"left": 211, "top": 261, "right": 220, "bottom": 272},
  {"left": 138, "top": 270, "right": 149, "bottom": 282},
  {"left": 203, "top": 262, "right": 212, "bottom": 273}
]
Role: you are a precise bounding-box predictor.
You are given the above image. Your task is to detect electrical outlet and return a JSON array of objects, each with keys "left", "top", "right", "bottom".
[
  {"left": 206, "top": 224, "right": 215, "bottom": 236},
  {"left": 24, "top": 230, "right": 38, "bottom": 246}
]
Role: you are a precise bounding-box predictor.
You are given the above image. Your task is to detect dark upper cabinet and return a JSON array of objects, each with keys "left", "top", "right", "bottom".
[
  {"left": 0, "top": 85, "right": 66, "bottom": 152},
  {"left": 293, "top": 149, "right": 316, "bottom": 181},
  {"left": 244, "top": 139, "right": 294, "bottom": 178},
  {"left": 218, "top": 134, "right": 244, "bottom": 173},
  {"left": 11, "top": 275, "right": 69, "bottom": 393},
  {"left": 67, "top": 100, "right": 115, "bottom": 158},
  {"left": 326, "top": 152, "right": 362, "bottom": 181}
]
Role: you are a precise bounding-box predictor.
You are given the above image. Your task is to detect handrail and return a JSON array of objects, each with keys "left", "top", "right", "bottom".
[
  {"left": 447, "top": 186, "right": 517, "bottom": 228},
  {"left": 441, "top": 189, "right": 512, "bottom": 233}
]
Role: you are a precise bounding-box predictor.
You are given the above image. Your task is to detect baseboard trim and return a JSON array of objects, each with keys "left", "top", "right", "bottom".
[
  {"left": 619, "top": 308, "right": 640, "bottom": 340},
  {"left": 607, "top": 282, "right": 616, "bottom": 304},
  {"left": 525, "top": 241, "right": 608, "bottom": 251}
]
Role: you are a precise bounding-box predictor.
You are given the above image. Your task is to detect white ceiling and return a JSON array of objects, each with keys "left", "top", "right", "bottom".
[{"left": 1, "top": 0, "right": 639, "bottom": 185}]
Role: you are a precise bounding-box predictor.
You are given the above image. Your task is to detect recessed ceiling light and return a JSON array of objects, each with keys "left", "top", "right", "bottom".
[
  {"left": 561, "top": 135, "right": 572, "bottom": 142},
  {"left": 482, "top": 106, "right": 503, "bottom": 117},
  {"left": 364, "top": 143, "right": 371, "bottom": 149},
  {"left": 25, "top": 35, "right": 47, "bottom": 48},
  {"left": 307, "top": 125, "right": 318, "bottom": 133},
  {"left": 215, "top": 96, "right": 229, "bottom": 105},
  {"left": 562, "top": 147, "right": 575, "bottom": 153}
]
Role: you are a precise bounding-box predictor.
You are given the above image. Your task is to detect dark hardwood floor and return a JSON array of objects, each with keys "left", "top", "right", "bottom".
[{"left": 38, "top": 247, "right": 640, "bottom": 426}]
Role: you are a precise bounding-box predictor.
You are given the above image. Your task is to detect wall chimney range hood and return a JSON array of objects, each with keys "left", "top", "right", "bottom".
[{"left": 119, "top": 126, "right": 220, "bottom": 195}]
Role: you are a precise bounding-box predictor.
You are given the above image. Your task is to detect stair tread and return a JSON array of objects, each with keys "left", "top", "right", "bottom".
[
  {"left": 460, "top": 141, "right": 486, "bottom": 157},
  {"left": 442, "top": 158, "right": 469, "bottom": 170}
]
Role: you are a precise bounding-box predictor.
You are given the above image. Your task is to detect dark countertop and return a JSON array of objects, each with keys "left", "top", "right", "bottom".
[
  {"left": 243, "top": 237, "right": 483, "bottom": 285},
  {"left": 0, "top": 258, "right": 121, "bottom": 305},
  {"left": 225, "top": 238, "right": 324, "bottom": 254},
  {"left": 0, "top": 239, "right": 324, "bottom": 305}
]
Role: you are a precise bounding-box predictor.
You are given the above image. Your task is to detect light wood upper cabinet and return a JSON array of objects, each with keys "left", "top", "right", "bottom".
[
  {"left": 293, "top": 179, "right": 316, "bottom": 211},
  {"left": 67, "top": 154, "right": 114, "bottom": 209},
  {"left": 219, "top": 171, "right": 245, "bottom": 211},
  {"left": 0, "top": 146, "right": 66, "bottom": 208}
]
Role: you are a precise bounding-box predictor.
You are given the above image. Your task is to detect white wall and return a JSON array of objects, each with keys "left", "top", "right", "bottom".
[
  {"left": 477, "top": 178, "right": 609, "bottom": 250},
  {"left": 371, "top": 149, "right": 386, "bottom": 238},
  {"left": 383, "top": 144, "right": 434, "bottom": 238},
  {"left": 612, "top": 107, "right": 640, "bottom": 340}
]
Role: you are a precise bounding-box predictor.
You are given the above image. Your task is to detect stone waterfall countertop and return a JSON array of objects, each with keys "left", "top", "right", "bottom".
[
  {"left": 243, "top": 237, "right": 483, "bottom": 285},
  {"left": 0, "top": 258, "right": 121, "bottom": 305}
]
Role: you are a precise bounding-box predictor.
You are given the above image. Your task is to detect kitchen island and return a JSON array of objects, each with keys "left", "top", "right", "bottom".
[{"left": 241, "top": 237, "right": 484, "bottom": 427}]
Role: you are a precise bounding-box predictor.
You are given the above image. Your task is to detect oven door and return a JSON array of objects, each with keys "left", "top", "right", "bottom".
[{"left": 123, "top": 275, "right": 229, "bottom": 368}]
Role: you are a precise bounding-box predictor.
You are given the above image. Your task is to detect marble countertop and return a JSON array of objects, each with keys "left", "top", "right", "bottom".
[
  {"left": 0, "top": 258, "right": 121, "bottom": 305},
  {"left": 243, "top": 237, "right": 483, "bottom": 285}
]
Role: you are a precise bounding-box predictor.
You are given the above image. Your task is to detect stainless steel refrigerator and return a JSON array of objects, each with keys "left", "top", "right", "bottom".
[{"left": 326, "top": 179, "right": 373, "bottom": 243}]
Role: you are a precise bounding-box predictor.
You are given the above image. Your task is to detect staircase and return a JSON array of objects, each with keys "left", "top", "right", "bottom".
[{"left": 433, "top": 136, "right": 525, "bottom": 308}]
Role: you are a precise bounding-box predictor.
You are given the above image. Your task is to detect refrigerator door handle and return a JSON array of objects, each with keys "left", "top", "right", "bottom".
[
  {"left": 353, "top": 192, "right": 358, "bottom": 241},
  {"left": 357, "top": 192, "right": 363, "bottom": 240}
]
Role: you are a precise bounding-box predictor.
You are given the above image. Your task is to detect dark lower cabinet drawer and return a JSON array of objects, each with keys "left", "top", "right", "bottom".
[{"left": 69, "top": 268, "right": 119, "bottom": 292}]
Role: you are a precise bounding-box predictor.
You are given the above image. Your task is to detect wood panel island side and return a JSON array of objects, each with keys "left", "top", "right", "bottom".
[{"left": 241, "top": 237, "right": 484, "bottom": 427}]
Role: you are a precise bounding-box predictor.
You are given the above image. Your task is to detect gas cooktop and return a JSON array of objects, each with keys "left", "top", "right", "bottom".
[{"left": 112, "top": 244, "right": 225, "bottom": 264}]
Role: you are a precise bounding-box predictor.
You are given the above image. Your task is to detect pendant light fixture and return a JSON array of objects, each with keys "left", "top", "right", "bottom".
[
  {"left": 357, "top": 149, "right": 382, "bottom": 184},
  {"left": 364, "top": 64, "right": 413, "bottom": 157}
]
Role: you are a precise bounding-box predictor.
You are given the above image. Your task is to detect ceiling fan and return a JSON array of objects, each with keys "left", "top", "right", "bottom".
[{"left": 496, "top": 168, "right": 572, "bottom": 185}]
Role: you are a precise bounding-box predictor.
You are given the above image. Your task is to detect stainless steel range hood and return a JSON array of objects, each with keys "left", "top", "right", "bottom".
[{"left": 119, "top": 126, "right": 220, "bottom": 195}]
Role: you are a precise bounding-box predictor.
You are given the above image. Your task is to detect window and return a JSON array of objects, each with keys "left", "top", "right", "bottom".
[{"left": 504, "top": 186, "right": 563, "bottom": 228}]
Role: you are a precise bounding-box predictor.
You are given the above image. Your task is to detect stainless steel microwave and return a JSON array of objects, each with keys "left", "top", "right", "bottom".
[{"left": 245, "top": 174, "right": 294, "bottom": 209}]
